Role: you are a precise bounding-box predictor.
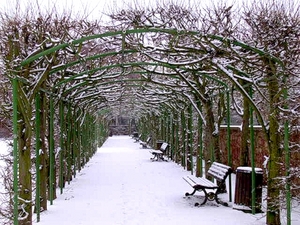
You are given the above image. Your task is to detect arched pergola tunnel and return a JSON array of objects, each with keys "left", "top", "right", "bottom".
[{"left": 11, "top": 28, "right": 290, "bottom": 225}]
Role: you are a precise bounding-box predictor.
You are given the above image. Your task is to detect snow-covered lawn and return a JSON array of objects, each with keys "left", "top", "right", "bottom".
[
  {"left": 0, "top": 138, "right": 11, "bottom": 224},
  {"left": 1, "top": 136, "right": 299, "bottom": 224},
  {"left": 0, "top": 139, "right": 10, "bottom": 191}
]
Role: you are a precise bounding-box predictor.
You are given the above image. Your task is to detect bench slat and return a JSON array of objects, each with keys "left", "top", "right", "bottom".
[
  {"left": 150, "top": 150, "right": 163, "bottom": 154},
  {"left": 160, "top": 142, "right": 168, "bottom": 151},
  {"left": 183, "top": 176, "right": 217, "bottom": 189},
  {"left": 207, "top": 162, "right": 231, "bottom": 181},
  {"left": 208, "top": 168, "right": 227, "bottom": 181}
]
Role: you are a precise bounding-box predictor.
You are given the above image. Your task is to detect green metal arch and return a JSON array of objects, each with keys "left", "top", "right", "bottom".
[
  {"left": 15, "top": 27, "right": 283, "bottom": 130},
  {"left": 15, "top": 28, "right": 284, "bottom": 130},
  {"left": 12, "top": 27, "right": 290, "bottom": 225},
  {"left": 19, "top": 28, "right": 283, "bottom": 68}
]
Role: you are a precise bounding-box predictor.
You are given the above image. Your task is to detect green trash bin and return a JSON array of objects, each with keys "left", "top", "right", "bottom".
[{"left": 233, "top": 167, "right": 263, "bottom": 213}]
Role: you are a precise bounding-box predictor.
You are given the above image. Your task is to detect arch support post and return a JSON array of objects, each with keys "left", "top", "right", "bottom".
[
  {"left": 226, "top": 90, "right": 232, "bottom": 202},
  {"left": 283, "top": 79, "right": 291, "bottom": 225},
  {"left": 12, "top": 78, "right": 19, "bottom": 225},
  {"left": 59, "top": 101, "right": 66, "bottom": 194},
  {"left": 49, "top": 96, "right": 55, "bottom": 204},
  {"left": 180, "top": 109, "right": 187, "bottom": 169},
  {"left": 196, "top": 101, "right": 203, "bottom": 177},
  {"left": 187, "top": 104, "right": 193, "bottom": 173},
  {"left": 34, "top": 92, "right": 41, "bottom": 222}
]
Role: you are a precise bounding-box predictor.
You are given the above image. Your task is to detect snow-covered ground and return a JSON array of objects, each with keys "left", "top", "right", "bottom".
[
  {"left": 0, "top": 139, "right": 10, "bottom": 225},
  {"left": 0, "top": 136, "right": 299, "bottom": 224},
  {"left": 0, "top": 139, "right": 10, "bottom": 193}
]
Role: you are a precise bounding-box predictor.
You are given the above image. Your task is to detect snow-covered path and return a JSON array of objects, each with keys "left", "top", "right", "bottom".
[{"left": 34, "top": 135, "right": 265, "bottom": 225}]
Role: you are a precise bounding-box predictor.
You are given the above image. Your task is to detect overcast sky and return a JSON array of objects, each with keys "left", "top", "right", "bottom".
[
  {"left": 2, "top": 0, "right": 111, "bottom": 20},
  {"left": 1, "top": 0, "right": 243, "bottom": 21},
  {"left": 2, "top": 0, "right": 164, "bottom": 15}
]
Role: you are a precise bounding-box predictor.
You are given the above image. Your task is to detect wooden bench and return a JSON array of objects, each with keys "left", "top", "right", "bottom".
[
  {"left": 150, "top": 142, "right": 168, "bottom": 161},
  {"left": 140, "top": 136, "right": 151, "bottom": 148},
  {"left": 183, "top": 162, "right": 233, "bottom": 206},
  {"left": 133, "top": 134, "right": 141, "bottom": 142}
]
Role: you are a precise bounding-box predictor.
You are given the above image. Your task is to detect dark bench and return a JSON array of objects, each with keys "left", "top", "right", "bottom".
[
  {"left": 133, "top": 134, "right": 141, "bottom": 142},
  {"left": 140, "top": 136, "right": 151, "bottom": 148},
  {"left": 149, "top": 142, "right": 168, "bottom": 161},
  {"left": 183, "top": 162, "right": 232, "bottom": 206}
]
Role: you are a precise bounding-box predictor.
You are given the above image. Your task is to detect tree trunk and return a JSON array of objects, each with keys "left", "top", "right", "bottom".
[
  {"left": 203, "top": 99, "right": 220, "bottom": 176},
  {"left": 186, "top": 105, "right": 193, "bottom": 171},
  {"left": 180, "top": 110, "right": 187, "bottom": 168},
  {"left": 266, "top": 61, "right": 282, "bottom": 225},
  {"left": 203, "top": 98, "right": 227, "bottom": 193},
  {"left": 240, "top": 87, "right": 251, "bottom": 166},
  {"left": 40, "top": 93, "right": 49, "bottom": 211},
  {"left": 196, "top": 101, "right": 203, "bottom": 177},
  {"left": 18, "top": 120, "right": 32, "bottom": 225},
  {"left": 174, "top": 113, "right": 181, "bottom": 164}
]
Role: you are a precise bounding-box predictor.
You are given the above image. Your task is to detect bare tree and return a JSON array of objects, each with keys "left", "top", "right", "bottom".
[
  {"left": 241, "top": 1, "right": 300, "bottom": 224},
  {"left": 0, "top": 3, "right": 104, "bottom": 224}
]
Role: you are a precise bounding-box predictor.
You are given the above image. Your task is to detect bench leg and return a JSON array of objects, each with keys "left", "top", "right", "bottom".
[
  {"left": 185, "top": 188, "right": 208, "bottom": 206},
  {"left": 201, "top": 191, "right": 229, "bottom": 207},
  {"left": 213, "top": 191, "right": 229, "bottom": 207},
  {"left": 158, "top": 154, "right": 167, "bottom": 161},
  {"left": 185, "top": 189, "right": 197, "bottom": 197},
  {"left": 150, "top": 153, "right": 158, "bottom": 161},
  {"left": 150, "top": 155, "right": 155, "bottom": 161},
  {"left": 151, "top": 153, "right": 167, "bottom": 161}
]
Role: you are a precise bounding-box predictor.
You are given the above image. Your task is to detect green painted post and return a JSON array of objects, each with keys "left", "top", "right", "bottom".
[
  {"left": 82, "top": 118, "right": 87, "bottom": 166},
  {"left": 171, "top": 114, "right": 175, "bottom": 160},
  {"left": 85, "top": 115, "right": 90, "bottom": 159},
  {"left": 160, "top": 116, "right": 164, "bottom": 141},
  {"left": 72, "top": 111, "right": 77, "bottom": 178},
  {"left": 59, "top": 101, "right": 65, "bottom": 194},
  {"left": 166, "top": 112, "right": 170, "bottom": 143},
  {"left": 129, "top": 117, "right": 132, "bottom": 136},
  {"left": 12, "top": 78, "right": 19, "bottom": 225},
  {"left": 98, "top": 119, "right": 103, "bottom": 146},
  {"left": 88, "top": 116, "right": 91, "bottom": 157},
  {"left": 284, "top": 118, "right": 290, "bottom": 225},
  {"left": 197, "top": 101, "right": 203, "bottom": 177},
  {"left": 167, "top": 113, "right": 171, "bottom": 158},
  {"left": 67, "top": 103, "right": 72, "bottom": 184},
  {"left": 181, "top": 110, "right": 186, "bottom": 169},
  {"left": 35, "top": 92, "right": 41, "bottom": 222},
  {"left": 226, "top": 91, "right": 232, "bottom": 202},
  {"left": 77, "top": 112, "right": 82, "bottom": 172},
  {"left": 98, "top": 118, "right": 102, "bottom": 146},
  {"left": 87, "top": 115, "right": 92, "bottom": 158},
  {"left": 49, "top": 96, "right": 54, "bottom": 205},
  {"left": 91, "top": 116, "right": 96, "bottom": 154},
  {"left": 80, "top": 118, "right": 85, "bottom": 167},
  {"left": 188, "top": 104, "right": 193, "bottom": 173},
  {"left": 284, "top": 85, "right": 291, "bottom": 225},
  {"left": 174, "top": 113, "right": 179, "bottom": 163},
  {"left": 285, "top": 127, "right": 291, "bottom": 223},
  {"left": 250, "top": 87, "right": 256, "bottom": 214},
  {"left": 92, "top": 116, "right": 96, "bottom": 154}
]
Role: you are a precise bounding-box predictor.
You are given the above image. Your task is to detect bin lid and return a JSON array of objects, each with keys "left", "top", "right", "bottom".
[{"left": 236, "top": 166, "right": 263, "bottom": 174}]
